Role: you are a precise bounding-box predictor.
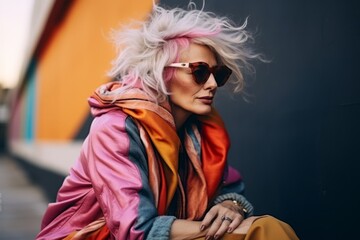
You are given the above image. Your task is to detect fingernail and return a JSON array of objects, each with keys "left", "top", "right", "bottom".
[
  {"left": 200, "top": 225, "right": 205, "bottom": 231},
  {"left": 205, "top": 236, "right": 212, "bottom": 240},
  {"left": 214, "top": 235, "right": 219, "bottom": 240},
  {"left": 227, "top": 227, "right": 233, "bottom": 232}
]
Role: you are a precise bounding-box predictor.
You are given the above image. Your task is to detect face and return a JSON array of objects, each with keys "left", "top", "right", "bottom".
[{"left": 168, "top": 43, "right": 218, "bottom": 127}]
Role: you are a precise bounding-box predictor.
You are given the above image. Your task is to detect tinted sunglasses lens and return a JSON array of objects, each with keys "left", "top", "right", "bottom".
[
  {"left": 191, "top": 64, "right": 211, "bottom": 84},
  {"left": 214, "top": 66, "right": 232, "bottom": 87}
]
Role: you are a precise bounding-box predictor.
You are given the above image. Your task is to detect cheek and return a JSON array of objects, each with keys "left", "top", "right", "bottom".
[{"left": 169, "top": 71, "right": 200, "bottom": 96}]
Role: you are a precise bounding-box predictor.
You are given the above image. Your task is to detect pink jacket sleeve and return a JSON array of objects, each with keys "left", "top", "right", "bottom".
[{"left": 82, "top": 110, "right": 175, "bottom": 239}]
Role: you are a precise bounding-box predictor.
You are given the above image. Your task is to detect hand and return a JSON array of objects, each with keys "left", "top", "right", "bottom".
[{"left": 200, "top": 200, "right": 245, "bottom": 239}]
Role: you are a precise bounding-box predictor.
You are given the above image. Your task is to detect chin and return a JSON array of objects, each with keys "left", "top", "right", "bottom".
[{"left": 192, "top": 106, "right": 212, "bottom": 116}]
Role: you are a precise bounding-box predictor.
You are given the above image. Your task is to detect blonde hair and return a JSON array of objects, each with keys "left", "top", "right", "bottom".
[{"left": 108, "top": 2, "right": 263, "bottom": 102}]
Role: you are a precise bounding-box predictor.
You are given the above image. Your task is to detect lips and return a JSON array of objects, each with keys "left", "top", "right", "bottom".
[
  {"left": 199, "top": 96, "right": 213, "bottom": 100},
  {"left": 198, "top": 96, "right": 213, "bottom": 104}
]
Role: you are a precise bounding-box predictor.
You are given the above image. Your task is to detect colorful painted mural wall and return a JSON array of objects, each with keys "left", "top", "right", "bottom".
[{"left": 9, "top": 0, "right": 154, "bottom": 174}]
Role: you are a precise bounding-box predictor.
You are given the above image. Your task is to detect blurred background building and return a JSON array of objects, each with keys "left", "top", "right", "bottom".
[{"left": 0, "top": 0, "right": 359, "bottom": 239}]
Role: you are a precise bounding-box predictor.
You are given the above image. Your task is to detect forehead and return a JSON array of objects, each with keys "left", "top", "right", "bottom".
[{"left": 179, "top": 43, "right": 217, "bottom": 65}]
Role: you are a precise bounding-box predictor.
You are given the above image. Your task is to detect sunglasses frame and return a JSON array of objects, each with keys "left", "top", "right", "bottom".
[{"left": 167, "top": 62, "right": 232, "bottom": 87}]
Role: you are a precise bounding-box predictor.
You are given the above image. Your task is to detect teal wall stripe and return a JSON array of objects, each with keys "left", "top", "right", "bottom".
[{"left": 24, "top": 59, "right": 37, "bottom": 141}]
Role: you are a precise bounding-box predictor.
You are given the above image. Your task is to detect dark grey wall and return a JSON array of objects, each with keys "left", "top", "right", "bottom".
[{"left": 161, "top": 0, "right": 360, "bottom": 239}]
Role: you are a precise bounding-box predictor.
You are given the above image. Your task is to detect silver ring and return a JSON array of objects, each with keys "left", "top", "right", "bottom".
[{"left": 221, "top": 215, "right": 233, "bottom": 222}]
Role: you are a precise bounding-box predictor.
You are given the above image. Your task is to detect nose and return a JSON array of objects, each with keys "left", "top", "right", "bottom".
[{"left": 204, "top": 73, "right": 218, "bottom": 89}]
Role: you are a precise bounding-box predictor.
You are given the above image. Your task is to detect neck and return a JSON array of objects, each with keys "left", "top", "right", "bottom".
[{"left": 170, "top": 104, "right": 191, "bottom": 130}]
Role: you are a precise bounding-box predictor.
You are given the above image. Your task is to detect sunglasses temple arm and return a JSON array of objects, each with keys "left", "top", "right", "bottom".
[{"left": 167, "top": 63, "right": 190, "bottom": 68}]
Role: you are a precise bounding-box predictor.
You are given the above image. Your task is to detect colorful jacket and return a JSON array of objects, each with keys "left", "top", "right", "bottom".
[{"left": 37, "top": 82, "right": 252, "bottom": 240}]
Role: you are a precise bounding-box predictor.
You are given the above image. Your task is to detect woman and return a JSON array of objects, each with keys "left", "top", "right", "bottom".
[{"left": 37, "top": 3, "right": 299, "bottom": 240}]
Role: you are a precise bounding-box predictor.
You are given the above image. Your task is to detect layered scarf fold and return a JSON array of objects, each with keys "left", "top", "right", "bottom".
[{"left": 89, "top": 81, "right": 230, "bottom": 219}]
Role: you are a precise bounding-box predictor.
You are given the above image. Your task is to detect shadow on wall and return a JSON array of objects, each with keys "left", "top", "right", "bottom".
[{"left": 0, "top": 87, "right": 9, "bottom": 153}]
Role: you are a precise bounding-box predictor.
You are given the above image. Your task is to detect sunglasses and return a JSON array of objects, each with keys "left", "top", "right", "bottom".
[{"left": 167, "top": 62, "right": 232, "bottom": 87}]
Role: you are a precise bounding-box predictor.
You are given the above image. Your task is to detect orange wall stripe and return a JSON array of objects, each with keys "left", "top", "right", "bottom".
[{"left": 37, "top": 0, "right": 154, "bottom": 140}]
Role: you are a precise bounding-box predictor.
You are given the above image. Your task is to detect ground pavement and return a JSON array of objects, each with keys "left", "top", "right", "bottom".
[{"left": 0, "top": 155, "right": 48, "bottom": 240}]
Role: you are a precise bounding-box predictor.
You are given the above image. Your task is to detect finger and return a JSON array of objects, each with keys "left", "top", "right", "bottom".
[
  {"left": 227, "top": 215, "right": 243, "bottom": 233},
  {"left": 200, "top": 207, "right": 218, "bottom": 230},
  {"left": 205, "top": 216, "right": 224, "bottom": 239},
  {"left": 213, "top": 216, "right": 233, "bottom": 239}
]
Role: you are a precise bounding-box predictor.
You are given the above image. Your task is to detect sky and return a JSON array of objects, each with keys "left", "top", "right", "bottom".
[{"left": 0, "top": 0, "right": 35, "bottom": 89}]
